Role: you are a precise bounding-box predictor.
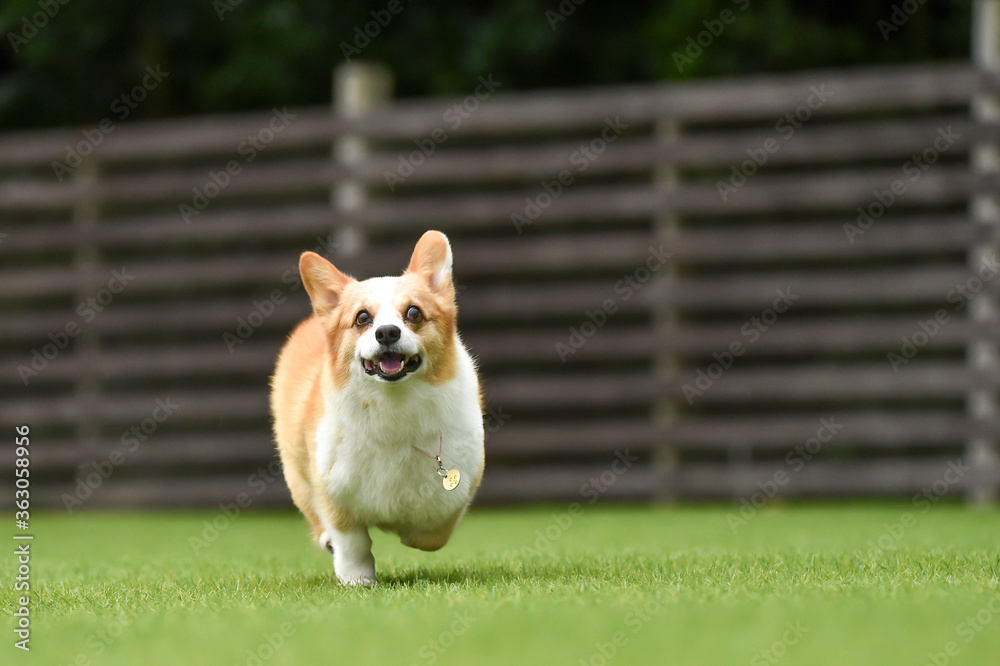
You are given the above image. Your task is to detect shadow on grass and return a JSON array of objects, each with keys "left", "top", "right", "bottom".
[
  {"left": 288, "top": 560, "right": 583, "bottom": 592},
  {"left": 380, "top": 563, "right": 520, "bottom": 588}
]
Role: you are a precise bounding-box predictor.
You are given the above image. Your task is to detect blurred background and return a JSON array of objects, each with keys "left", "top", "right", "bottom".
[{"left": 1, "top": 0, "right": 998, "bottom": 510}]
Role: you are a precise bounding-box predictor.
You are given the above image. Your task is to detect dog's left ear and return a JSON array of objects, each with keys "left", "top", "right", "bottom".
[{"left": 407, "top": 230, "right": 453, "bottom": 294}]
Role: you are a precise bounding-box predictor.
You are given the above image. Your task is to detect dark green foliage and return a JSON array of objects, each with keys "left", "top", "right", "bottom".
[{"left": 0, "top": 1, "right": 973, "bottom": 129}]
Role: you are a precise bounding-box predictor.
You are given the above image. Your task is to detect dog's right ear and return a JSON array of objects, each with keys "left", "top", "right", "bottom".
[{"left": 299, "top": 252, "right": 351, "bottom": 323}]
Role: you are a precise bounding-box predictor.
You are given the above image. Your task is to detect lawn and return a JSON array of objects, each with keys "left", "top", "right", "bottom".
[{"left": 3, "top": 504, "right": 999, "bottom": 665}]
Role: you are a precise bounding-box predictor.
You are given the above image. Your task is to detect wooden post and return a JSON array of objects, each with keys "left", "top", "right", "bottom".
[
  {"left": 652, "top": 118, "right": 681, "bottom": 501},
  {"left": 967, "top": 0, "right": 1000, "bottom": 503},
  {"left": 72, "top": 160, "right": 103, "bottom": 468},
  {"left": 331, "top": 62, "right": 393, "bottom": 258}
]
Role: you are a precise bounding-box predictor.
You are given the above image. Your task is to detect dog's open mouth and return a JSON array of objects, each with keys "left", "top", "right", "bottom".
[{"left": 362, "top": 352, "right": 422, "bottom": 381}]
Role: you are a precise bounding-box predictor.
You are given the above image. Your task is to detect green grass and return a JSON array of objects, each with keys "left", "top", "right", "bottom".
[{"left": 3, "top": 504, "right": 999, "bottom": 665}]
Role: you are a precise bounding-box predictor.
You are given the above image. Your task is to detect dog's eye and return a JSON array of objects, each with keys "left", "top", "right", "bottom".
[
  {"left": 405, "top": 306, "right": 423, "bottom": 323},
  {"left": 355, "top": 310, "right": 372, "bottom": 327}
]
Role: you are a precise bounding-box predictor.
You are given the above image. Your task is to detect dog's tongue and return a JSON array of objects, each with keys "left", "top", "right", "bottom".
[{"left": 379, "top": 353, "right": 404, "bottom": 374}]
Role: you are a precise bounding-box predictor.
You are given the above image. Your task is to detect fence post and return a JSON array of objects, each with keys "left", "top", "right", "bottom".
[
  {"left": 331, "top": 62, "right": 393, "bottom": 257},
  {"left": 71, "top": 160, "right": 103, "bottom": 471},
  {"left": 653, "top": 118, "right": 682, "bottom": 501},
  {"left": 968, "top": 0, "right": 1000, "bottom": 503}
]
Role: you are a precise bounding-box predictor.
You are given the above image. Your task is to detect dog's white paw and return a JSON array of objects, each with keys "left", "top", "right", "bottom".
[
  {"left": 337, "top": 573, "right": 377, "bottom": 587},
  {"left": 335, "top": 556, "right": 377, "bottom": 586},
  {"left": 318, "top": 531, "right": 334, "bottom": 553}
]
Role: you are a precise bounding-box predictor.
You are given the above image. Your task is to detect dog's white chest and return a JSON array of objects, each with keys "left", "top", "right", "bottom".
[
  {"left": 313, "top": 366, "right": 483, "bottom": 531},
  {"left": 326, "top": 439, "right": 471, "bottom": 528},
  {"left": 316, "top": 342, "right": 484, "bottom": 530}
]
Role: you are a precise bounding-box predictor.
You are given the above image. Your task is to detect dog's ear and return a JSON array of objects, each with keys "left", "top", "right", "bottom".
[
  {"left": 407, "top": 230, "right": 453, "bottom": 294},
  {"left": 300, "top": 252, "right": 352, "bottom": 322}
]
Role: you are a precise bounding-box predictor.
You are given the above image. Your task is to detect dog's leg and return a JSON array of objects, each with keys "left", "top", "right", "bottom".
[
  {"left": 314, "top": 493, "right": 376, "bottom": 585},
  {"left": 329, "top": 525, "right": 376, "bottom": 586},
  {"left": 277, "top": 454, "right": 328, "bottom": 550},
  {"left": 399, "top": 506, "right": 464, "bottom": 552}
]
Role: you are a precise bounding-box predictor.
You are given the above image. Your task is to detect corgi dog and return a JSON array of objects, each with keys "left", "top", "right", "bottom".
[{"left": 270, "top": 230, "right": 484, "bottom": 585}]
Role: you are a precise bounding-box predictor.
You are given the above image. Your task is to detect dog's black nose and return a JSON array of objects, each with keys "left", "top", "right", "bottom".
[{"left": 375, "top": 325, "right": 401, "bottom": 345}]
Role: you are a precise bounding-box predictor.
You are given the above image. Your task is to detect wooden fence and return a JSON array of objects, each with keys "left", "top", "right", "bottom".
[{"left": 1, "top": 59, "right": 999, "bottom": 509}]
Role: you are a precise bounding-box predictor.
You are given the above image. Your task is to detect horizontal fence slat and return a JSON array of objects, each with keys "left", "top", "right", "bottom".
[
  {"left": 670, "top": 457, "right": 975, "bottom": 498},
  {"left": 664, "top": 362, "right": 979, "bottom": 403},
  {"left": 344, "top": 167, "right": 982, "bottom": 232},
  {"left": 673, "top": 216, "right": 977, "bottom": 261},
  {"left": 369, "top": 116, "right": 981, "bottom": 187},
  {"left": 658, "top": 264, "right": 972, "bottom": 310},
  {"left": 667, "top": 411, "right": 976, "bottom": 449},
  {"left": 0, "top": 63, "right": 973, "bottom": 168},
  {"left": 662, "top": 315, "right": 991, "bottom": 356},
  {"left": 4, "top": 457, "right": 981, "bottom": 507},
  {"left": 477, "top": 465, "right": 665, "bottom": 503},
  {"left": 2, "top": 210, "right": 976, "bottom": 265},
  {"left": 0, "top": 204, "right": 336, "bottom": 253},
  {"left": 0, "top": 391, "right": 268, "bottom": 428},
  {"left": 0, "top": 159, "right": 338, "bottom": 211},
  {"left": 486, "top": 420, "right": 659, "bottom": 456},
  {"left": 487, "top": 372, "right": 657, "bottom": 410},
  {"left": 467, "top": 314, "right": 992, "bottom": 364},
  {"left": 0, "top": 433, "right": 275, "bottom": 471},
  {"left": 0, "top": 108, "right": 334, "bottom": 168},
  {"left": 20, "top": 476, "right": 291, "bottom": 510}
]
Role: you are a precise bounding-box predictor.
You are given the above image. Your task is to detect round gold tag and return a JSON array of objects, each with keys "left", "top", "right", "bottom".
[{"left": 443, "top": 469, "right": 461, "bottom": 491}]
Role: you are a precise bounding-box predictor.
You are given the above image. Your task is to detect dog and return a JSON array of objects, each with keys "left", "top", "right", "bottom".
[{"left": 270, "top": 230, "right": 485, "bottom": 585}]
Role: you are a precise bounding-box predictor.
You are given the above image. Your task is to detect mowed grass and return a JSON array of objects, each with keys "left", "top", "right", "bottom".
[{"left": 2, "top": 504, "right": 999, "bottom": 666}]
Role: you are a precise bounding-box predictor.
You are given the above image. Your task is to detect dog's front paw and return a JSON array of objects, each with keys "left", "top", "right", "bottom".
[
  {"left": 334, "top": 556, "right": 377, "bottom": 586},
  {"left": 337, "top": 572, "right": 377, "bottom": 586},
  {"left": 318, "top": 531, "right": 334, "bottom": 553}
]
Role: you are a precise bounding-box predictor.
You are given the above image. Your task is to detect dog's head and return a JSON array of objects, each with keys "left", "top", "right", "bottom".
[{"left": 299, "top": 230, "right": 458, "bottom": 388}]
